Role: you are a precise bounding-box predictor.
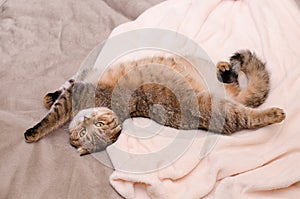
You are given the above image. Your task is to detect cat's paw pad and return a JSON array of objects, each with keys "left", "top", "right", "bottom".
[
  {"left": 266, "top": 108, "right": 286, "bottom": 124},
  {"left": 217, "top": 61, "right": 230, "bottom": 72},
  {"left": 43, "top": 90, "right": 61, "bottom": 109},
  {"left": 24, "top": 128, "right": 40, "bottom": 143},
  {"left": 217, "top": 61, "right": 238, "bottom": 84}
]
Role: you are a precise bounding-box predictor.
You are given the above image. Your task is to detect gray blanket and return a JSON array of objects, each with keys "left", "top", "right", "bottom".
[{"left": 0, "top": 0, "right": 164, "bottom": 198}]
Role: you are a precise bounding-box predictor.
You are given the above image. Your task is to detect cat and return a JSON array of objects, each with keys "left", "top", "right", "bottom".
[
  {"left": 24, "top": 50, "right": 286, "bottom": 155},
  {"left": 69, "top": 107, "right": 122, "bottom": 155}
]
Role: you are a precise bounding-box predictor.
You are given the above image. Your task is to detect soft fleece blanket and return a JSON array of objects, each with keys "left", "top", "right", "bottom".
[
  {"left": 97, "top": 0, "right": 300, "bottom": 198},
  {"left": 0, "top": 0, "right": 164, "bottom": 198}
]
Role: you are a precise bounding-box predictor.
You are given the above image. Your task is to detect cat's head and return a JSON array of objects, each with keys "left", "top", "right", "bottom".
[{"left": 69, "top": 107, "right": 122, "bottom": 156}]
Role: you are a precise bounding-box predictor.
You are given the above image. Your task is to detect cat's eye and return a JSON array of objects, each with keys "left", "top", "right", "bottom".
[
  {"left": 95, "top": 121, "right": 105, "bottom": 127},
  {"left": 79, "top": 128, "right": 87, "bottom": 137}
]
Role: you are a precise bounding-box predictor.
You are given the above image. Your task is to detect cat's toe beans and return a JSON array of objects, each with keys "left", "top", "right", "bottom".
[{"left": 217, "top": 61, "right": 230, "bottom": 72}]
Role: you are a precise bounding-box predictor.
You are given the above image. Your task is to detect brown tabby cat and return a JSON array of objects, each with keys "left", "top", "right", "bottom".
[{"left": 24, "top": 50, "right": 286, "bottom": 155}]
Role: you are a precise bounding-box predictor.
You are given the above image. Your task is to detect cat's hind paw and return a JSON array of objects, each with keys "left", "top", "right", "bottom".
[
  {"left": 217, "top": 61, "right": 230, "bottom": 72},
  {"left": 217, "top": 61, "right": 238, "bottom": 84}
]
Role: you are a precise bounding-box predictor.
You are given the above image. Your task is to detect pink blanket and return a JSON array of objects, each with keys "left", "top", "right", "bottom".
[{"left": 101, "top": 0, "right": 300, "bottom": 198}]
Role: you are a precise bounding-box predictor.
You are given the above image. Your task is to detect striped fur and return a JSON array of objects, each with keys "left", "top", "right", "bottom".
[
  {"left": 69, "top": 107, "right": 121, "bottom": 155},
  {"left": 24, "top": 50, "right": 286, "bottom": 154}
]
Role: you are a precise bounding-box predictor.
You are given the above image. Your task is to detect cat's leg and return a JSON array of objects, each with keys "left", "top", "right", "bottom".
[
  {"left": 196, "top": 93, "right": 285, "bottom": 135},
  {"left": 24, "top": 82, "right": 74, "bottom": 142},
  {"left": 24, "top": 81, "right": 97, "bottom": 142},
  {"left": 217, "top": 50, "right": 270, "bottom": 108},
  {"left": 43, "top": 79, "right": 75, "bottom": 109}
]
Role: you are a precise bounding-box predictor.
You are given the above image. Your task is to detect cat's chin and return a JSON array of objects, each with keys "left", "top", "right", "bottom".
[
  {"left": 76, "top": 143, "right": 109, "bottom": 156},
  {"left": 77, "top": 147, "right": 90, "bottom": 156}
]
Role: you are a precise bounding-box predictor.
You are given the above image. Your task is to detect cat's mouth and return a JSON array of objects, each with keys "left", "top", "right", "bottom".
[
  {"left": 69, "top": 135, "right": 111, "bottom": 156},
  {"left": 70, "top": 141, "right": 93, "bottom": 156}
]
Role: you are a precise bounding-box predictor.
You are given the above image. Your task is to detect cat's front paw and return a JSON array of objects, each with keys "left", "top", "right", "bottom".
[
  {"left": 24, "top": 128, "right": 40, "bottom": 143},
  {"left": 217, "top": 61, "right": 238, "bottom": 84}
]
